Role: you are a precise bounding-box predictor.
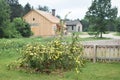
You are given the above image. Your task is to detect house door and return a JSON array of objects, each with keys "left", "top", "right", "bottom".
[
  {"left": 31, "top": 26, "right": 40, "bottom": 36},
  {"left": 78, "top": 26, "right": 80, "bottom": 32}
]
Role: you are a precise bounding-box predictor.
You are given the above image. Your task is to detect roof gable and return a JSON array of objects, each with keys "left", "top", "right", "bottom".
[{"left": 24, "top": 10, "right": 60, "bottom": 24}]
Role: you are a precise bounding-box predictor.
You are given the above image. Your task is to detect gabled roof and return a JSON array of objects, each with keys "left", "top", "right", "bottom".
[
  {"left": 66, "top": 20, "right": 81, "bottom": 26},
  {"left": 24, "top": 9, "right": 60, "bottom": 24}
]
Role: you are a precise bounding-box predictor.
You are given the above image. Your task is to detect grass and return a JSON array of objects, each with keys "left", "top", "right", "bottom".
[
  {"left": 72, "top": 32, "right": 88, "bottom": 35},
  {"left": 1, "top": 54, "right": 120, "bottom": 80},
  {"left": 64, "top": 62, "right": 120, "bottom": 80},
  {"left": 0, "top": 37, "right": 119, "bottom": 80},
  {"left": 63, "top": 36, "right": 110, "bottom": 42},
  {"left": 114, "top": 32, "right": 120, "bottom": 36}
]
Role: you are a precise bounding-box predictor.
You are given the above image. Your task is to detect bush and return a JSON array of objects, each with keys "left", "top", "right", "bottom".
[
  {"left": 3, "top": 20, "right": 21, "bottom": 38},
  {"left": 12, "top": 18, "right": 33, "bottom": 37},
  {"left": 9, "top": 34, "right": 84, "bottom": 74},
  {"left": 0, "top": 18, "right": 32, "bottom": 38},
  {"left": 0, "top": 20, "right": 21, "bottom": 38}
]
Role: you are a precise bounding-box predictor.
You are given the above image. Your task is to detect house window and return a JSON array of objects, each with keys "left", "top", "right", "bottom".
[
  {"left": 33, "top": 18, "right": 35, "bottom": 21},
  {"left": 72, "top": 26, "right": 74, "bottom": 30}
]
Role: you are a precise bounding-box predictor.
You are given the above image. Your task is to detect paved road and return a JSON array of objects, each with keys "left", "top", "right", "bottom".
[
  {"left": 79, "top": 33, "right": 120, "bottom": 45},
  {"left": 79, "top": 33, "right": 120, "bottom": 39},
  {"left": 103, "top": 33, "right": 120, "bottom": 39},
  {"left": 82, "top": 39, "right": 120, "bottom": 45}
]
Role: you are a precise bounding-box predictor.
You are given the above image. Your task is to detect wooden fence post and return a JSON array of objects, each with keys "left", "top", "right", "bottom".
[{"left": 93, "top": 45, "right": 97, "bottom": 63}]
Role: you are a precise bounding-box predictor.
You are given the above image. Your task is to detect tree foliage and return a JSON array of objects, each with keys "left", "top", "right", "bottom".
[
  {"left": 23, "top": 3, "right": 31, "bottom": 15},
  {"left": 0, "top": 0, "right": 10, "bottom": 24},
  {"left": 6, "top": 0, "right": 18, "bottom": 4},
  {"left": 7, "top": 0, "right": 24, "bottom": 21},
  {"left": 0, "top": 0, "right": 11, "bottom": 38},
  {"left": 116, "top": 17, "right": 120, "bottom": 32},
  {"left": 80, "top": 19, "right": 89, "bottom": 32},
  {"left": 38, "top": 5, "right": 49, "bottom": 12},
  {"left": 2, "top": 20, "right": 21, "bottom": 38},
  {"left": 12, "top": 18, "right": 33, "bottom": 37},
  {"left": 0, "top": 0, "right": 32, "bottom": 38},
  {"left": 85, "top": 0, "right": 118, "bottom": 38}
]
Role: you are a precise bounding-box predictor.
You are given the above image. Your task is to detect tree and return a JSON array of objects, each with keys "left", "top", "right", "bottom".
[
  {"left": 106, "top": 23, "right": 116, "bottom": 31},
  {"left": 6, "top": 0, "right": 18, "bottom": 4},
  {"left": 12, "top": 18, "right": 33, "bottom": 37},
  {"left": 85, "top": 0, "right": 118, "bottom": 38},
  {"left": 80, "top": 19, "right": 89, "bottom": 32},
  {"left": 23, "top": 3, "right": 31, "bottom": 15},
  {"left": 0, "top": 0, "right": 11, "bottom": 38},
  {"left": 7, "top": 0, "right": 24, "bottom": 21},
  {"left": 0, "top": 0, "right": 10, "bottom": 24},
  {"left": 56, "top": 15, "right": 61, "bottom": 19},
  {"left": 116, "top": 17, "right": 120, "bottom": 32},
  {"left": 38, "top": 5, "right": 49, "bottom": 12},
  {"left": 2, "top": 20, "right": 21, "bottom": 38}
]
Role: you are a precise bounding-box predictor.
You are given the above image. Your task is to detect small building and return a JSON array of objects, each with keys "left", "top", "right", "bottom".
[
  {"left": 66, "top": 20, "right": 83, "bottom": 33},
  {"left": 23, "top": 9, "right": 60, "bottom": 37}
]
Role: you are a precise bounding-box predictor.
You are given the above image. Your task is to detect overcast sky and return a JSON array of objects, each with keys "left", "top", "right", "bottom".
[{"left": 19, "top": 0, "right": 120, "bottom": 20}]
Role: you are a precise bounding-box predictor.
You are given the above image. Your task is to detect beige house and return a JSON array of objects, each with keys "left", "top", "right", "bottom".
[{"left": 23, "top": 9, "right": 60, "bottom": 37}]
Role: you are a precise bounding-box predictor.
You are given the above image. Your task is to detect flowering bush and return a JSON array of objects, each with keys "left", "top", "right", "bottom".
[{"left": 9, "top": 34, "right": 84, "bottom": 74}]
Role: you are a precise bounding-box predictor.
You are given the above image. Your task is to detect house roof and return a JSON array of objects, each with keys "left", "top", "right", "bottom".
[
  {"left": 66, "top": 20, "right": 81, "bottom": 26},
  {"left": 34, "top": 10, "right": 60, "bottom": 23}
]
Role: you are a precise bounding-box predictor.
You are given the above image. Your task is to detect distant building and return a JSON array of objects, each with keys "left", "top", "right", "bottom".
[
  {"left": 66, "top": 20, "right": 83, "bottom": 32},
  {"left": 23, "top": 9, "right": 60, "bottom": 37}
]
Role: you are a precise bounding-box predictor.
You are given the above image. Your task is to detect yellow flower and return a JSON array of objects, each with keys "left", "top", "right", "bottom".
[
  {"left": 30, "top": 53, "right": 34, "bottom": 55},
  {"left": 34, "top": 53, "right": 37, "bottom": 55},
  {"left": 76, "top": 70, "right": 79, "bottom": 73},
  {"left": 75, "top": 68, "right": 79, "bottom": 73}
]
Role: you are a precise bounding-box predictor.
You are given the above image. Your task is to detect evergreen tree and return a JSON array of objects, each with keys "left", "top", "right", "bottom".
[
  {"left": 6, "top": 0, "right": 18, "bottom": 4},
  {"left": 0, "top": 0, "right": 11, "bottom": 38},
  {"left": 38, "top": 5, "right": 49, "bottom": 12},
  {"left": 7, "top": 0, "right": 24, "bottom": 21},
  {"left": 24, "top": 3, "right": 31, "bottom": 15},
  {"left": 85, "top": 0, "right": 118, "bottom": 38}
]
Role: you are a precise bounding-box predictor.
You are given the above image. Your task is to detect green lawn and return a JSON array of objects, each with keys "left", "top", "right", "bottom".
[
  {"left": 0, "top": 37, "right": 119, "bottom": 80},
  {"left": 114, "top": 32, "right": 120, "bottom": 36}
]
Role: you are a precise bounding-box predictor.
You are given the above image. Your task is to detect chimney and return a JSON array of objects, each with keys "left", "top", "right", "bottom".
[{"left": 52, "top": 9, "right": 55, "bottom": 16}]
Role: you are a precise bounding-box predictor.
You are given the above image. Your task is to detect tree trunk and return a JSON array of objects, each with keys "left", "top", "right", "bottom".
[{"left": 100, "top": 32, "right": 102, "bottom": 38}]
